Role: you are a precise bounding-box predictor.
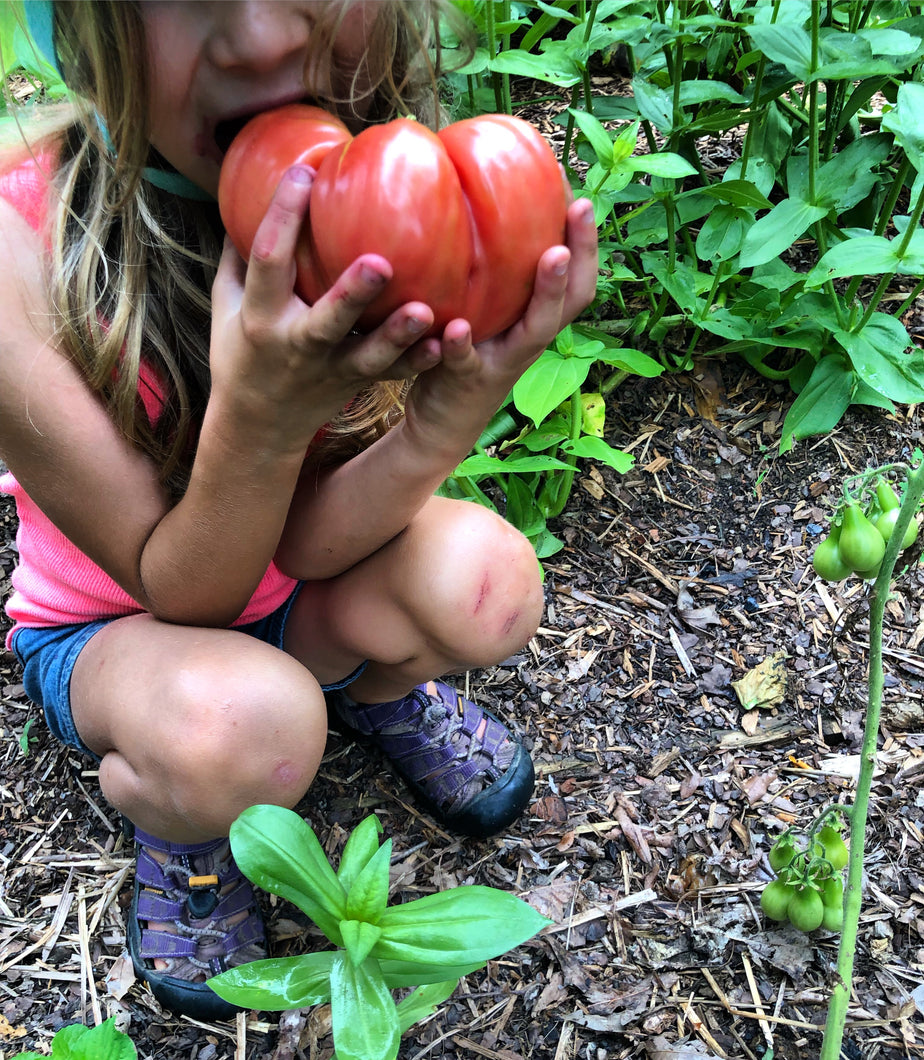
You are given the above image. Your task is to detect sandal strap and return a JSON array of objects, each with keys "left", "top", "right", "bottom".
[
  {"left": 135, "top": 878, "right": 254, "bottom": 923},
  {"left": 139, "top": 913, "right": 265, "bottom": 968}
]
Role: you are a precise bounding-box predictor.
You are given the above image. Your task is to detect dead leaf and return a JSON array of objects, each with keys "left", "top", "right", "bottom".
[
  {"left": 732, "top": 652, "right": 788, "bottom": 710},
  {"left": 0, "top": 1014, "right": 26, "bottom": 1041},
  {"left": 532, "top": 794, "right": 569, "bottom": 824},
  {"left": 105, "top": 952, "right": 136, "bottom": 1002}
]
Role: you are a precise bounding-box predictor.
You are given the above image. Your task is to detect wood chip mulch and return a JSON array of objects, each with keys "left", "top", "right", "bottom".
[{"left": 2, "top": 355, "right": 924, "bottom": 1060}]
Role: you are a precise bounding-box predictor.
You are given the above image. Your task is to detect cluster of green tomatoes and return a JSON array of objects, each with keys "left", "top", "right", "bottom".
[
  {"left": 812, "top": 478, "right": 920, "bottom": 582},
  {"left": 761, "top": 823, "right": 849, "bottom": 932}
]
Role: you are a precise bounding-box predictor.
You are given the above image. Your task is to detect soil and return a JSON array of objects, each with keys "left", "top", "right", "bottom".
[{"left": 3, "top": 352, "right": 924, "bottom": 1060}]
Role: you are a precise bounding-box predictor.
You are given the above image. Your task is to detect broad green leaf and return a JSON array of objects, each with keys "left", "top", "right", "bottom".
[
  {"left": 700, "top": 179, "right": 772, "bottom": 210},
  {"left": 396, "top": 981, "right": 459, "bottom": 1034},
  {"left": 230, "top": 805, "right": 346, "bottom": 943},
  {"left": 378, "top": 957, "right": 486, "bottom": 988},
  {"left": 560, "top": 437, "right": 634, "bottom": 472},
  {"left": 677, "top": 80, "right": 745, "bottom": 106},
  {"left": 779, "top": 355, "right": 855, "bottom": 454},
  {"left": 337, "top": 815, "right": 383, "bottom": 893},
  {"left": 513, "top": 350, "right": 593, "bottom": 426},
  {"left": 345, "top": 839, "right": 392, "bottom": 923},
  {"left": 488, "top": 45, "right": 581, "bottom": 87},
  {"left": 695, "top": 203, "right": 750, "bottom": 262},
  {"left": 330, "top": 955, "right": 400, "bottom": 1060},
  {"left": 580, "top": 393, "right": 605, "bottom": 438},
  {"left": 629, "top": 152, "right": 697, "bottom": 179},
  {"left": 632, "top": 76, "right": 674, "bottom": 132},
  {"left": 805, "top": 235, "right": 924, "bottom": 287},
  {"left": 475, "top": 409, "right": 519, "bottom": 450},
  {"left": 569, "top": 108, "right": 613, "bottom": 166},
  {"left": 883, "top": 82, "right": 924, "bottom": 173},
  {"left": 591, "top": 346, "right": 663, "bottom": 377},
  {"left": 739, "top": 197, "right": 828, "bottom": 269},
  {"left": 725, "top": 157, "right": 776, "bottom": 198},
  {"left": 747, "top": 22, "right": 812, "bottom": 80},
  {"left": 454, "top": 452, "right": 573, "bottom": 476},
  {"left": 836, "top": 315, "right": 924, "bottom": 403},
  {"left": 504, "top": 474, "right": 549, "bottom": 540},
  {"left": 341, "top": 919, "right": 384, "bottom": 967},
  {"left": 814, "top": 134, "right": 891, "bottom": 211},
  {"left": 208, "top": 953, "right": 336, "bottom": 1010},
  {"left": 46, "top": 1021, "right": 137, "bottom": 1060},
  {"left": 374, "top": 886, "right": 550, "bottom": 965}
]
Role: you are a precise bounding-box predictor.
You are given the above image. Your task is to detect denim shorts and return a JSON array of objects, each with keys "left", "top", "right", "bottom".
[{"left": 9, "top": 582, "right": 365, "bottom": 758}]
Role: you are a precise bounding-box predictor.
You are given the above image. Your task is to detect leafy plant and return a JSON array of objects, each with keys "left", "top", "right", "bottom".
[
  {"left": 207, "top": 807, "right": 550, "bottom": 1060},
  {"left": 10, "top": 1018, "right": 136, "bottom": 1060},
  {"left": 438, "top": 0, "right": 924, "bottom": 553}
]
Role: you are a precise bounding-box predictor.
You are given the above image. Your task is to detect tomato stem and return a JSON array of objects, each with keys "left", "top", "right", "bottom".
[{"left": 821, "top": 461, "right": 924, "bottom": 1059}]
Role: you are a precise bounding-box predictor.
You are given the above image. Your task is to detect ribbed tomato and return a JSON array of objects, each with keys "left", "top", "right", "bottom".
[{"left": 218, "top": 104, "right": 569, "bottom": 343}]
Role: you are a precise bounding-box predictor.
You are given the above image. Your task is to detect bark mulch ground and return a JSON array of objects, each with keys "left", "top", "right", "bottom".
[{"left": 2, "top": 356, "right": 924, "bottom": 1060}]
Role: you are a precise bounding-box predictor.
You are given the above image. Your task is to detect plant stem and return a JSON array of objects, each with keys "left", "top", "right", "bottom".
[
  {"left": 544, "top": 390, "right": 582, "bottom": 518},
  {"left": 821, "top": 462, "right": 924, "bottom": 1059}
]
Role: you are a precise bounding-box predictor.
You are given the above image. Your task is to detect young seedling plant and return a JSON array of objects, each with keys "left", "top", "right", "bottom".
[
  {"left": 206, "top": 806, "right": 551, "bottom": 1060},
  {"left": 788, "top": 457, "right": 924, "bottom": 1057}
]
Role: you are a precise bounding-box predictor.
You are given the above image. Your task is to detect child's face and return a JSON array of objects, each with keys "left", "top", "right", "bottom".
[{"left": 139, "top": 1, "right": 375, "bottom": 197}]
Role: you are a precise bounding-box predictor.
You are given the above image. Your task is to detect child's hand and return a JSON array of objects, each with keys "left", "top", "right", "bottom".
[
  {"left": 402, "top": 197, "right": 599, "bottom": 454},
  {"left": 210, "top": 165, "right": 440, "bottom": 454}
]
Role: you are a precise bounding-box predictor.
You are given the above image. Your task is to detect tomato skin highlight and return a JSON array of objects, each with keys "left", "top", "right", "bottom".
[
  {"left": 760, "top": 878, "right": 792, "bottom": 922},
  {"left": 838, "top": 503, "right": 886, "bottom": 573},
  {"left": 219, "top": 105, "right": 569, "bottom": 343},
  {"left": 786, "top": 885, "right": 825, "bottom": 932}
]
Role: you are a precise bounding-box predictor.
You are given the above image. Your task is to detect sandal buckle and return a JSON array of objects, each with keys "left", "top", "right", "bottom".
[{"left": 186, "top": 874, "right": 220, "bottom": 919}]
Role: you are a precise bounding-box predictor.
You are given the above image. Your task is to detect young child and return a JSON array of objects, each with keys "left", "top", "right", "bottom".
[{"left": 0, "top": 0, "right": 597, "bottom": 1021}]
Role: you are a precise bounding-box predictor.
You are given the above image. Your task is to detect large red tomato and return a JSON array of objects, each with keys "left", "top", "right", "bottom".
[{"left": 218, "top": 104, "right": 568, "bottom": 343}]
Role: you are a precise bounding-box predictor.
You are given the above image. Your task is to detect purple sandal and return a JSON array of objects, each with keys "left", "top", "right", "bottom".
[
  {"left": 328, "top": 681, "right": 534, "bottom": 838},
  {"left": 127, "top": 826, "right": 266, "bottom": 1021}
]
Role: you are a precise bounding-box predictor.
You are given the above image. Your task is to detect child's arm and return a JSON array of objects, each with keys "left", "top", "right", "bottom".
[
  {"left": 0, "top": 170, "right": 436, "bottom": 627},
  {"left": 275, "top": 198, "right": 599, "bottom": 578}
]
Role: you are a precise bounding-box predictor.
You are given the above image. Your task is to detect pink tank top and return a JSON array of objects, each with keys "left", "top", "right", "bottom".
[{"left": 0, "top": 151, "right": 297, "bottom": 643}]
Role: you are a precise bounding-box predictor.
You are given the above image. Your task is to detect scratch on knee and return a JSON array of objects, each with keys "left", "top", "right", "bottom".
[
  {"left": 501, "top": 609, "right": 521, "bottom": 637},
  {"left": 473, "top": 572, "right": 490, "bottom": 614}
]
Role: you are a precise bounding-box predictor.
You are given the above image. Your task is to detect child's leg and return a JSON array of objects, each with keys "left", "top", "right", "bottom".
[
  {"left": 284, "top": 495, "right": 545, "bottom": 698},
  {"left": 70, "top": 617, "right": 329, "bottom": 842},
  {"left": 283, "top": 496, "right": 544, "bottom": 836}
]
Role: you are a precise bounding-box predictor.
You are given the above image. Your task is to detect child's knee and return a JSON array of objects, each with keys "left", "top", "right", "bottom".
[
  {"left": 157, "top": 657, "right": 327, "bottom": 815},
  {"left": 415, "top": 500, "right": 543, "bottom": 661}
]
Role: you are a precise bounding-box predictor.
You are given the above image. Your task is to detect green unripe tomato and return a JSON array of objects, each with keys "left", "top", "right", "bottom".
[
  {"left": 768, "top": 836, "right": 797, "bottom": 873},
  {"left": 820, "top": 876, "right": 844, "bottom": 932},
  {"left": 811, "top": 824, "right": 849, "bottom": 871},
  {"left": 811, "top": 526, "right": 852, "bottom": 582},
  {"left": 875, "top": 478, "right": 901, "bottom": 513},
  {"left": 760, "top": 878, "right": 792, "bottom": 922},
  {"left": 837, "top": 503, "right": 885, "bottom": 574},
  {"left": 874, "top": 508, "right": 919, "bottom": 550},
  {"left": 787, "top": 884, "right": 825, "bottom": 932}
]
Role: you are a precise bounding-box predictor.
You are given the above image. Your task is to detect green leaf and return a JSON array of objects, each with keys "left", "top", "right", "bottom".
[
  {"left": 330, "top": 955, "right": 400, "bottom": 1060},
  {"left": 503, "top": 474, "right": 549, "bottom": 540},
  {"left": 695, "top": 203, "right": 750, "bottom": 262},
  {"left": 747, "top": 22, "right": 813, "bottom": 80},
  {"left": 208, "top": 953, "right": 336, "bottom": 1010},
  {"left": 488, "top": 46, "right": 581, "bottom": 87},
  {"left": 41, "top": 1021, "right": 137, "bottom": 1060},
  {"left": 560, "top": 436, "right": 634, "bottom": 472},
  {"left": 454, "top": 453, "right": 573, "bottom": 476},
  {"left": 513, "top": 350, "right": 593, "bottom": 426},
  {"left": 813, "top": 134, "right": 891, "bottom": 212},
  {"left": 337, "top": 815, "right": 383, "bottom": 893},
  {"left": 700, "top": 179, "right": 772, "bottom": 210},
  {"left": 378, "top": 957, "right": 486, "bottom": 988},
  {"left": 806, "top": 234, "right": 924, "bottom": 285},
  {"left": 592, "top": 346, "right": 664, "bottom": 377},
  {"left": 396, "top": 981, "right": 458, "bottom": 1034},
  {"left": 580, "top": 393, "right": 605, "bottom": 438},
  {"left": 373, "top": 886, "right": 550, "bottom": 965},
  {"left": 629, "top": 152, "right": 697, "bottom": 179},
  {"left": 883, "top": 82, "right": 924, "bottom": 173},
  {"left": 836, "top": 315, "right": 924, "bottom": 403},
  {"left": 345, "top": 839, "right": 392, "bottom": 924},
  {"left": 739, "top": 197, "right": 828, "bottom": 269},
  {"left": 779, "top": 355, "right": 855, "bottom": 454},
  {"left": 632, "top": 76, "right": 674, "bottom": 132},
  {"left": 568, "top": 108, "right": 613, "bottom": 166},
  {"left": 230, "top": 805, "right": 346, "bottom": 944},
  {"left": 341, "top": 920, "right": 384, "bottom": 967}
]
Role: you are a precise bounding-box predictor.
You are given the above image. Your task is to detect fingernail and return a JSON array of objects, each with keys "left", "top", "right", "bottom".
[
  {"left": 406, "top": 315, "right": 427, "bottom": 333},
  {"left": 288, "top": 165, "right": 311, "bottom": 186},
  {"left": 361, "top": 263, "right": 386, "bottom": 285},
  {"left": 553, "top": 255, "right": 570, "bottom": 276},
  {"left": 577, "top": 198, "right": 594, "bottom": 222}
]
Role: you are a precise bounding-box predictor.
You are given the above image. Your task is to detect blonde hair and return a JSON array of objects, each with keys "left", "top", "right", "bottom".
[{"left": 4, "top": 0, "right": 465, "bottom": 496}]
